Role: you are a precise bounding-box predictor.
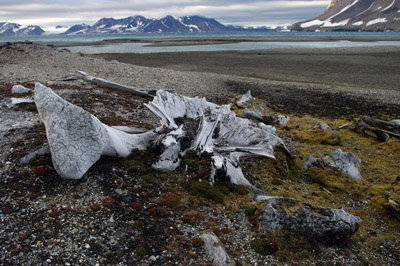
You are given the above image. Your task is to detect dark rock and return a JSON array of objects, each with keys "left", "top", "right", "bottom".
[{"left": 258, "top": 197, "right": 361, "bottom": 244}]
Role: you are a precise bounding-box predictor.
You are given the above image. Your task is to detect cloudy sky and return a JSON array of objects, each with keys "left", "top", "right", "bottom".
[{"left": 0, "top": 0, "right": 330, "bottom": 28}]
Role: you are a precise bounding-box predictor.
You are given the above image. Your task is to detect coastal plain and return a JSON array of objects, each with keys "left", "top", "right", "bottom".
[{"left": 1, "top": 36, "right": 400, "bottom": 265}]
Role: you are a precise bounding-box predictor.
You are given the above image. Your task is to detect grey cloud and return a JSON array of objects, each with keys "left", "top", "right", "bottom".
[{"left": 0, "top": 0, "right": 330, "bottom": 27}]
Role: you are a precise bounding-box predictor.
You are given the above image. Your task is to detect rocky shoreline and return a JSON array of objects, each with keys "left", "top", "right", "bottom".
[{"left": 1, "top": 42, "right": 400, "bottom": 265}]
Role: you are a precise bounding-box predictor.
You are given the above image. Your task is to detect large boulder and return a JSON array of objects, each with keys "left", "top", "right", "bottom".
[
  {"left": 201, "top": 231, "right": 234, "bottom": 266},
  {"left": 257, "top": 197, "right": 361, "bottom": 244}
]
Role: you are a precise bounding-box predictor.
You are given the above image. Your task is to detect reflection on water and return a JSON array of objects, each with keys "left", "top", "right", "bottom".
[{"left": 64, "top": 40, "right": 400, "bottom": 54}]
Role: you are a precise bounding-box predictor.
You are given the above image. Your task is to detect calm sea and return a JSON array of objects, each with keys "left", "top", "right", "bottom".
[{"left": 1, "top": 31, "right": 400, "bottom": 54}]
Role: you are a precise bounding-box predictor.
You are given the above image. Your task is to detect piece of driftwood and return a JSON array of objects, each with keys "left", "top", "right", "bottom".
[{"left": 76, "top": 71, "right": 154, "bottom": 98}]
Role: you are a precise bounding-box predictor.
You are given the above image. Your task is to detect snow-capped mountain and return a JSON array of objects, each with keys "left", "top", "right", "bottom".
[
  {"left": 63, "top": 15, "right": 237, "bottom": 34},
  {"left": 292, "top": 0, "right": 400, "bottom": 31},
  {"left": 0, "top": 22, "right": 44, "bottom": 36}
]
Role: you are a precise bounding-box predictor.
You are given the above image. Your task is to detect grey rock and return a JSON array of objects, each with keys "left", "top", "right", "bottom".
[
  {"left": 200, "top": 232, "right": 234, "bottom": 266},
  {"left": 308, "top": 121, "right": 332, "bottom": 132},
  {"left": 305, "top": 149, "right": 363, "bottom": 180},
  {"left": 308, "top": 121, "right": 340, "bottom": 142},
  {"left": 324, "top": 149, "right": 363, "bottom": 180},
  {"left": 11, "top": 85, "right": 31, "bottom": 94},
  {"left": 277, "top": 115, "right": 289, "bottom": 126},
  {"left": 258, "top": 197, "right": 361, "bottom": 244}
]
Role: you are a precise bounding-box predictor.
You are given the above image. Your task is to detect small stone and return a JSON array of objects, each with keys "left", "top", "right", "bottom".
[{"left": 12, "top": 85, "right": 31, "bottom": 94}]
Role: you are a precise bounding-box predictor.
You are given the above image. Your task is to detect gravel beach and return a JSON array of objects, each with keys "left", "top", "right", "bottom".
[{"left": 1, "top": 41, "right": 400, "bottom": 265}]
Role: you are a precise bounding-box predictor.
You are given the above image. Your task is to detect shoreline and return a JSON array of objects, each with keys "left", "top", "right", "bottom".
[{"left": 31, "top": 34, "right": 400, "bottom": 47}]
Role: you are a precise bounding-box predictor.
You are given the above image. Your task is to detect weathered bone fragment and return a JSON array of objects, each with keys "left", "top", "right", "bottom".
[
  {"left": 355, "top": 116, "right": 400, "bottom": 141},
  {"left": 258, "top": 197, "right": 361, "bottom": 244},
  {"left": 241, "top": 109, "right": 289, "bottom": 126},
  {"left": 111, "top": 126, "right": 146, "bottom": 134},
  {"left": 34, "top": 83, "right": 158, "bottom": 179},
  {"left": 241, "top": 108, "right": 276, "bottom": 125},
  {"left": 76, "top": 71, "right": 154, "bottom": 98},
  {"left": 305, "top": 149, "right": 363, "bottom": 180},
  {"left": 151, "top": 126, "right": 185, "bottom": 171},
  {"left": 236, "top": 90, "right": 252, "bottom": 108},
  {"left": 200, "top": 232, "right": 234, "bottom": 266},
  {"left": 5, "top": 97, "right": 35, "bottom": 108},
  {"left": 20, "top": 146, "right": 50, "bottom": 164}
]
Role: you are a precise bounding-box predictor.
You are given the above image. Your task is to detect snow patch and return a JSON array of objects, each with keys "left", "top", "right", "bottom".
[
  {"left": 323, "top": 19, "right": 350, "bottom": 27},
  {"left": 352, "top": 21, "right": 363, "bottom": 26},
  {"left": 366, "top": 17, "right": 388, "bottom": 26},
  {"left": 301, "top": 20, "right": 324, "bottom": 28}
]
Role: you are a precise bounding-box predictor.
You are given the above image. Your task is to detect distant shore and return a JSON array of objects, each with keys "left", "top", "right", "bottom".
[{"left": 48, "top": 34, "right": 400, "bottom": 48}]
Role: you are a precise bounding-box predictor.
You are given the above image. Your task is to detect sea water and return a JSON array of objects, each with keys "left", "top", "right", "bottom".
[{"left": 1, "top": 31, "right": 400, "bottom": 54}]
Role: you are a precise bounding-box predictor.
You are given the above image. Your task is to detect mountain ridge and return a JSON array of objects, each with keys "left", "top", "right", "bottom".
[
  {"left": 292, "top": 0, "right": 400, "bottom": 31},
  {"left": 0, "top": 22, "right": 44, "bottom": 37},
  {"left": 62, "top": 15, "right": 242, "bottom": 34}
]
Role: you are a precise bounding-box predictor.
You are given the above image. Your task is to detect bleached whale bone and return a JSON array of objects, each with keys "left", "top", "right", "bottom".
[
  {"left": 146, "top": 90, "right": 289, "bottom": 194},
  {"left": 34, "top": 83, "right": 157, "bottom": 179}
]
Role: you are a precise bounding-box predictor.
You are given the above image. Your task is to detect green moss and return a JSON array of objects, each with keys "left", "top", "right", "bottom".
[
  {"left": 271, "top": 178, "right": 284, "bottom": 186},
  {"left": 181, "top": 158, "right": 193, "bottom": 166},
  {"left": 189, "top": 180, "right": 224, "bottom": 203},
  {"left": 142, "top": 175, "right": 152, "bottom": 182},
  {"left": 234, "top": 184, "right": 249, "bottom": 195},
  {"left": 219, "top": 185, "right": 230, "bottom": 195},
  {"left": 250, "top": 238, "right": 278, "bottom": 255},
  {"left": 137, "top": 246, "right": 146, "bottom": 257}
]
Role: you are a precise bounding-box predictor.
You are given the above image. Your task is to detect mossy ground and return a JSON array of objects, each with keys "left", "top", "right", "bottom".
[{"left": 232, "top": 95, "right": 400, "bottom": 264}]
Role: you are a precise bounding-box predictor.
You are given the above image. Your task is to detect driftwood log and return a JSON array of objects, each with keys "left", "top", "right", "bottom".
[{"left": 76, "top": 70, "right": 154, "bottom": 98}]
